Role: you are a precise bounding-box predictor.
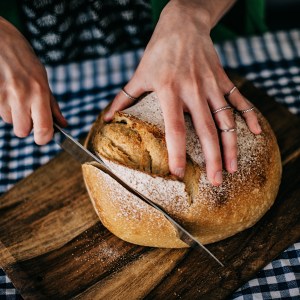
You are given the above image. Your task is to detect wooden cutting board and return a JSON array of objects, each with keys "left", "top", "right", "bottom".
[{"left": 1, "top": 75, "right": 300, "bottom": 300}]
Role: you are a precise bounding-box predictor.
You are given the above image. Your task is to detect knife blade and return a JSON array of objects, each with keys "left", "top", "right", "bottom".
[{"left": 53, "top": 123, "right": 224, "bottom": 267}]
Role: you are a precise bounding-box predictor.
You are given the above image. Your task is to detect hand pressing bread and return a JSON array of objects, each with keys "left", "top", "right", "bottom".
[{"left": 83, "top": 93, "right": 281, "bottom": 248}]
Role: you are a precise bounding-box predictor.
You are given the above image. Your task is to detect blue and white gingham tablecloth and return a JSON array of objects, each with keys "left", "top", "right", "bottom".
[{"left": 0, "top": 29, "right": 300, "bottom": 299}]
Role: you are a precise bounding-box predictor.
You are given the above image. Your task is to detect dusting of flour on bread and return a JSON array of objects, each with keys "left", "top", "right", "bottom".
[
  {"left": 83, "top": 90, "right": 282, "bottom": 247},
  {"left": 124, "top": 92, "right": 205, "bottom": 166}
]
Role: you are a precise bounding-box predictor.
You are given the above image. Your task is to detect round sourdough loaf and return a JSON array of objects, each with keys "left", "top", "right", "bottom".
[{"left": 82, "top": 92, "right": 282, "bottom": 248}]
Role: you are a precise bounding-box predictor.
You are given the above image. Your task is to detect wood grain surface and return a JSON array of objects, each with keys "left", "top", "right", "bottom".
[{"left": 0, "top": 76, "right": 300, "bottom": 300}]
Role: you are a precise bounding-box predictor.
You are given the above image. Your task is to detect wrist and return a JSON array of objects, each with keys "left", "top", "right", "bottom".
[{"left": 160, "top": 0, "right": 214, "bottom": 32}]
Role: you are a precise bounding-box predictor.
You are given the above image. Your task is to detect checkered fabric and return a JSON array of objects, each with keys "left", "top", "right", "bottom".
[
  {"left": 215, "top": 29, "right": 300, "bottom": 116},
  {"left": 0, "top": 29, "right": 300, "bottom": 299}
]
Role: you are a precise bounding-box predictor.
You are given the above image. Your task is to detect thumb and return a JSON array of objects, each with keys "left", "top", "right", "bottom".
[
  {"left": 103, "top": 77, "right": 145, "bottom": 122},
  {"left": 50, "top": 95, "right": 68, "bottom": 127}
]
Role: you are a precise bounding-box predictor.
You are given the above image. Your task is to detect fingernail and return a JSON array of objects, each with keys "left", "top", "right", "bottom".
[
  {"left": 231, "top": 159, "right": 238, "bottom": 172},
  {"left": 173, "top": 168, "right": 185, "bottom": 179},
  {"left": 214, "top": 171, "right": 223, "bottom": 185},
  {"left": 256, "top": 123, "right": 262, "bottom": 133}
]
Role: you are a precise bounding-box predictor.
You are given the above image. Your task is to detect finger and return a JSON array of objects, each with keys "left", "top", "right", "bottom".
[
  {"left": 225, "top": 87, "right": 261, "bottom": 134},
  {"left": 0, "top": 89, "right": 13, "bottom": 123},
  {"left": 212, "top": 108, "right": 237, "bottom": 173},
  {"left": 0, "top": 106, "right": 13, "bottom": 124},
  {"left": 11, "top": 105, "right": 33, "bottom": 138},
  {"left": 50, "top": 95, "right": 67, "bottom": 127},
  {"left": 31, "top": 95, "right": 53, "bottom": 145},
  {"left": 187, "top": 97, "right": 223, "bottom": 186},
  {"left": 156, "top": 89, "right": 186, "bottom": 179},
  {"left": 203, "top": 76, "right": 237, "bottom": 174},
  {"left": 103, "top": 77, "right": 145, "bottom": 122},
  {"left": 209, "top": 102, "right": 237, "bottom": 173}
]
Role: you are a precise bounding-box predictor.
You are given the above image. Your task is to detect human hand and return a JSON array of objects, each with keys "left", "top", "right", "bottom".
[
  {"left": 0, "top": 17, "right": 67, "bottom": 145},
  {"left": 104, "top": 0, "right": 261, "bottom": 186}
]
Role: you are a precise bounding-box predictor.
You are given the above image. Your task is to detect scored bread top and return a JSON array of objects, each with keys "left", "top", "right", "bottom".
[
  {"left": 92, "top": 92, "right": 279, "bottom": 208},
  {"left": 122, "top": 93, "right": 205, "bottom": 167},
  {"left": 84, "top": 92, "right": 282, "bottom": 246}
]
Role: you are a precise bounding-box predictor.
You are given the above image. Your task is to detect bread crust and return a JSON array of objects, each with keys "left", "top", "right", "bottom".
[{"left": 82, "top": 92, "right": 282, "bottom": 247}]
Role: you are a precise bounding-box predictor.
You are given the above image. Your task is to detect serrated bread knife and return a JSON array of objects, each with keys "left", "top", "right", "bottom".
[{"left": 53, "top": 123, "right": 224, "bottom": 267}]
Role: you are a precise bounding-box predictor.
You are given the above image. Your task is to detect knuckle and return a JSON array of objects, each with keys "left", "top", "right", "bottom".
[
  {"left": 3, "top": 83, "right": 24, "bottom": 107},
  {"left": 214, "top": 158, "right": 222, "bottom": 170},
  {"left": 215, "top": 111, "right": 235, "bottom": 128},
  {"left": 29, "top": 79, "right": 48, "bottom": 96},
  {"left": 156, "top": 78, "right": 178, "bottom": 93},
  {"left": 34, "top": 127, "right": 53, "bottom": 145},
  {"left": 232, "top": 94, "right": 249, "bottom": 109},
  {"left": 201, "top": 120, "right": 218, "bottom": 138},
  {"left": 0, "top": 111, "right": 12, "bottom": 124},
  {"left": 168, "top": 121, "right": 186, "bottom": 137},
  {"left": 247, "top": 112, "right": 258, "bottom": 122},
  {"left": 14, "top": 126, "right": 31, "bottom": 138},
  {"left": 223, "top": 137, "right": 237, "bottom": 154},
  {"left": 35, "top": 138, "right": 48, "bottom": 145},
  {"left": 7, "top": 77, "right": 47, "bottom": 104},
  {"left": 169, "top": 153, "right": 186, "bottom": 168},
  {"left": 35, "top": 126, "right": 53, "bottom": 136},
  {"left": 206, "top": 154, "right": 222, "bottom": 172},
  {"left": 9, "top": 75, "right": 26, "bottom": 94},
  {"left": 109, "top": 100, "right": 123, "bottom": 115},
  {"left": 13, "top": 95, "right": 26, "bottom": 107},
  {"left": 201, "top": 71, "right": 217, "bottom": 86}
]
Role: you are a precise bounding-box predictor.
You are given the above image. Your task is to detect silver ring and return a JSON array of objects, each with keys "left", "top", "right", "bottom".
[
  {"left": 121, "top": 88, "right": 138, "bottom": 101},
  {"left": 212, "top": 105, "right": 232, "bottom": 114},
  {"left": 219, "top": 127, "right": 236, "bottom": 133},
  {"left": 224, "top": 86, "right": 237, "bottom": 98},
  {"left": 239, "top": 106, "right": 255, "bottom": 114}
]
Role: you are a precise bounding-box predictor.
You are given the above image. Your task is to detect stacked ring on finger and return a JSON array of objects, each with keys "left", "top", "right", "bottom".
[
  {"left": 212, "top": 105, "right": 236, "bottom": 133},
  {"left": 224, "top": 86, "right": 237, "bottom": 98},
  {"left": 121, "top": 87, "right": 139, "bottom": 101},
  {"left": 223, "top": 86, "right": 256, "bottom": 115},
  {"left": 212, "top": 105, "right": 232, "bottom": 114},
  {"left": 219, "top": 127, "right": 236, "bottom": 133},
  {"left": 238, "top": 106, "right": 255, "bottom": 114}
]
